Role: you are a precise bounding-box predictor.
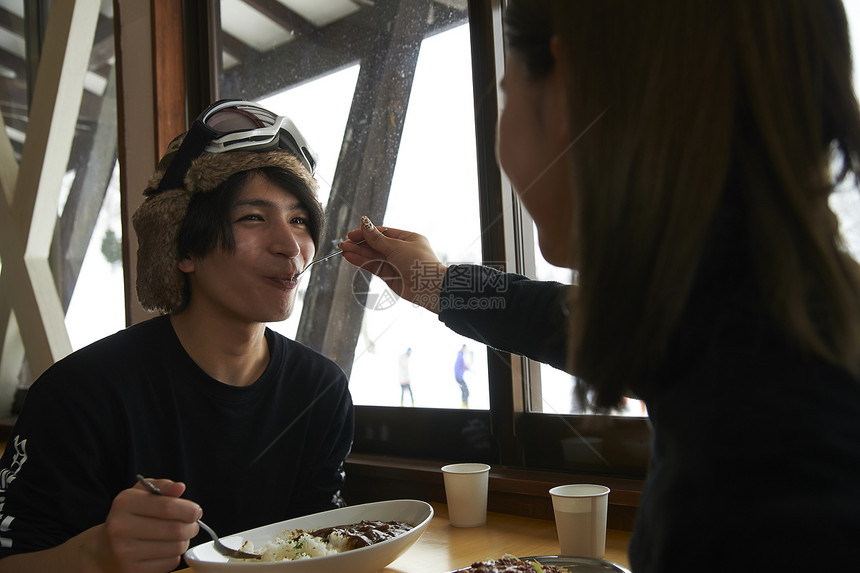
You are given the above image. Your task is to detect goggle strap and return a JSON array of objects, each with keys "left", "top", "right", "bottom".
[{"left": 154, "top": 120, "right": 218, "bottom": 194}]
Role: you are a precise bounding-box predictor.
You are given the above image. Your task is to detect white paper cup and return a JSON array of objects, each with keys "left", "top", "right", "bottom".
[
  {"left": 549, "top": 484, "right": 610, "bottom": 558},
  {"left": 441, "top": 463, "right": 490, "bottom": 527}
]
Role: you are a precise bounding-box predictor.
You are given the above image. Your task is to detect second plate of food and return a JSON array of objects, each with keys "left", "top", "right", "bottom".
[
  {"left": 520, "top": 555, "right": 631, "bottom": 572},
  {"left": 450, "top": 555, "right": 630, "bottom": 572},
  {"left": 184, "top": 499, "right": 433, "bottom": 572}
]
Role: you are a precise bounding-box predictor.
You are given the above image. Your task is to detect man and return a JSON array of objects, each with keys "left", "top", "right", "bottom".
[{"left": 0, "top": 100, "right": 354, "bottom": 572}]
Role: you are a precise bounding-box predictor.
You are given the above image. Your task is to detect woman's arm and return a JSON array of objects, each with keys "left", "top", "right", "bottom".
[{"left": 340, "top": 217, "right": 572, "bottom": 371}]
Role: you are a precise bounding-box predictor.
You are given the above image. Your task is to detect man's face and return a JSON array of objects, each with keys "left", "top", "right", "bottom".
[{"left": 179, "top": 173, "right": 315, "bottom": 324}]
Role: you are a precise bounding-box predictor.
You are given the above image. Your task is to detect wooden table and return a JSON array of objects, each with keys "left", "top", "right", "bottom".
[{"left": 178, "top": 502, "right": 631, "bottom": 572}]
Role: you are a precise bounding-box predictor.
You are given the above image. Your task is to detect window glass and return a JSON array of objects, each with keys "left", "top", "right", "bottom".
[
  {"left": 0, "top": 0, "right": 27, "bottom": 402},
  {"left": 349, "top": 24, "right": 488, "bottom": 410},
  {"left": 0, "top": 2, "right": 121, "bottom": 366},
  {"left": 0, "top": 0, "right": 27, "bottom": 161},
  {"left": 260, "top": 65, "right": 360, "bottom": 340},
  {"left": 61, "top": 5, "right": 124, "bottom": 349},
  {"left": 65, "top": 164, "right": 125, "bottom": 349},
  {"left": 216, "top": 1, "right": 485, "bottom": 410},
  {"left": 532, "top": 231, "right": 648, "bottom": 416},
  {"left": 832, "top": 1, "right": 860, "bottom": 262},
  {"left": 831, "top": 182, "right": 860, "bottom": 259}
]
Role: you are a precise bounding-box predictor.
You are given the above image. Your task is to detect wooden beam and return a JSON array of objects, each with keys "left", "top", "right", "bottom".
[
  {"left": 114, "top": 0, "right": 158, "bottom": 326},
  {"left": 219, "top": 0, "right": 465, "bottom": 101},
  {"left": 296, "top": 0, "right": 431, "bottom": 375},
  {"left": 0, "top": 7, "right": 25, "bottom": 38},
  {"left": 89, "top": 17, "right": 116, "bottom": 71},
  {"left": 0, "top": 46, "right": 27, "bottom": 82},
  {"left": 151, "top": 0, "right": 186, "bottom": 157},
  {"left": 0, "top": 79, "right": 29, "bottom": 132},
  {"left": 240, "top": 0, "right": 316, "bottom": 39},
  {"left": 219, "top": 29, "right": 259, "bottom": 67}
]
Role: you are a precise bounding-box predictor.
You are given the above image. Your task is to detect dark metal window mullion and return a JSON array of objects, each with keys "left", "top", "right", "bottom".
[{"left": 467, "top": 0, "right": 523, "bottom": 466}]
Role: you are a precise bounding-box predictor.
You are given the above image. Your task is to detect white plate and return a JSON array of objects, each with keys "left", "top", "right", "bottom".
[{"left": 184, "top": 499, "right": 434, "bottom": 572}]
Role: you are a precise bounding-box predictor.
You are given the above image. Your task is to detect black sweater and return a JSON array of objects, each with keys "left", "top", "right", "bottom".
[{"left": 0, "top": 315, "right": 354, "bottom": 562}]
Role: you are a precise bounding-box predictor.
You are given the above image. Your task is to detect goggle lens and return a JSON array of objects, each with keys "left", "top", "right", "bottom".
[{"left": 205, "top": 108, "right": 267, "bottom": 133}]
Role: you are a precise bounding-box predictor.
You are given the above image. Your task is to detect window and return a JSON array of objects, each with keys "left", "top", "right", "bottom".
[
  {"left": 251, "top": 26, "right": 492, "bottom": 410},
  {"left": 530, "top": 223, "right": 648, "bottom": 417},
  {"left": 207, "top": 0, "right": 650, "bottom": 477},
  {"left": 213, "top": 0, "right": 492, "bottom": 414},
  {"left": 0, "top": 1, "right": 121, "bottom": 414}
]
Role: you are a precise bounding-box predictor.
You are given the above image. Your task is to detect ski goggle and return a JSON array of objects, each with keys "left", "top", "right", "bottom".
[{"left": 155, "top": 99, "right": 318, "bottom": 194}]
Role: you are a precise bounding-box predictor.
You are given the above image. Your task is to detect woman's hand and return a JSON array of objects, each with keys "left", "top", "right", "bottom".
[{"left": 339, "top": 216, "right": 447, "bottom": 313}]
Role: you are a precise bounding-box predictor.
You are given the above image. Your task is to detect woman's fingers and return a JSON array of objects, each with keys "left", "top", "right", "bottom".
[{"left": 339, "top": 217, "right": 448, "bottom": 313}]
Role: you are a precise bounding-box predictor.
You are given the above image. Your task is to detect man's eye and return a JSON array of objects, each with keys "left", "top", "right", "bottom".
[
  {"left": 291, "top": 216, "right": 309, "bottom": 225},
  {"left": 238, "top": 214, "right": 263, "bottom": 222}
]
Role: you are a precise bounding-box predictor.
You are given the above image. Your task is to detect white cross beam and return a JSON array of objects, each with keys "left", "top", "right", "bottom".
[{"left": 0, "top": 0, "right": 102, "bottom": 398}]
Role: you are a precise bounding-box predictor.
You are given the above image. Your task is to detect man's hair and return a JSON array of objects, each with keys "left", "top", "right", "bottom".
[{"left": 177, "top": 167, "right": 318, "bottom": 259}]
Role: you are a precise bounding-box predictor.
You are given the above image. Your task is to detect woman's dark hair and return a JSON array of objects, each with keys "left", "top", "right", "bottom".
[
  {"left": 504, "top": 0, "right": 860, "bottom": 409},
  {"left": 504, "top": 0, "right": 554, "bottom": 78}
]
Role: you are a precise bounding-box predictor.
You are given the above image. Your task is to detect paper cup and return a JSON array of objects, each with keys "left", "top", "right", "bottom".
[
  {"left": 549, "top": 484, "right": 610, "bottom": 558},
  {"left": 441, "top": 463, "right": 490, "bottom": 527}
]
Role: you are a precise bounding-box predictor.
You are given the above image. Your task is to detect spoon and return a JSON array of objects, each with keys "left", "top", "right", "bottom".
[
  {"left": 135, "top": 474, "right": 262, "bottom": 560},
  {"left": 293, "top": 247, "right": 347, "bottom": 279},
  {"left": 293, "top": 229, "right": 387, "bottom": 280}
]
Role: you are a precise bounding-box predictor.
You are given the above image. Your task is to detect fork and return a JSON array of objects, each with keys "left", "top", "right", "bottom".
[{"left": 135, "top": 474, "right": 261, "bottom": 560}]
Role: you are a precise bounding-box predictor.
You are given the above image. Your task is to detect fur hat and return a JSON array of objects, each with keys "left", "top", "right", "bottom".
[{"left": 133, "top": 146, "right": 323, "bottom": 314}]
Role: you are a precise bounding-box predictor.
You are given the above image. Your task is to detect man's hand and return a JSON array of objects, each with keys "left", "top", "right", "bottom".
[
  {"left": 0, "top": 478, "right": 201, "bottom": 573},
  {"left": 98, "top": 478, "right": 201, "bottom": 573}
]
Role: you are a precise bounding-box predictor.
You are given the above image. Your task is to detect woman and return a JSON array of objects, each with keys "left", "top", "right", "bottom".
[{"left": 342, "top": 0, "right": 860, "bottom": 569}]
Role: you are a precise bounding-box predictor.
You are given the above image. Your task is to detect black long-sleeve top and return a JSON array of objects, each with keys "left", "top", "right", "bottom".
[
  {"left": 437, "top": 262, "right": 860, "bottom": 571},
  {"left": 0, "top": 316, "right": 354, "bottom": 567}
]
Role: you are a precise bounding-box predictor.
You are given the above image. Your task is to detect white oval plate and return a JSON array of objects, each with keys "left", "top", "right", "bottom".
[{"left": 184, "top": 499, "right": 433, "bottom": 572}]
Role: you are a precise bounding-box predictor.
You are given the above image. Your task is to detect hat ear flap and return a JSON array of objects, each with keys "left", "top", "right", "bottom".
[{"left": 133, "top": 188, "right": 192, "bottom": 313}]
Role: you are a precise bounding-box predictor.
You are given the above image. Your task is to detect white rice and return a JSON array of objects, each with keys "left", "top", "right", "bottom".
[{"left": 240, "top": 529, "right": 352, "bottom": 562}]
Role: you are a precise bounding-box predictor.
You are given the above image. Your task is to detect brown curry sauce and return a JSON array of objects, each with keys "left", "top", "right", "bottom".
[{"left": 309, "top": 519, "right": 415, "bottom": 550}]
